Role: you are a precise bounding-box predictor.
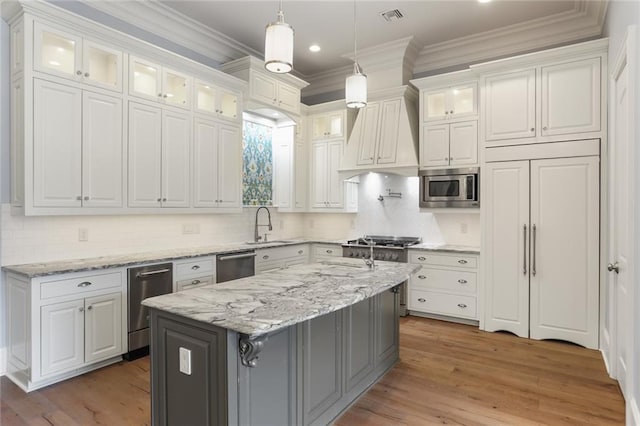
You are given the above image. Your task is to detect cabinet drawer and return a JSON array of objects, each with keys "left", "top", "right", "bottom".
[
  {"left": 411, "top": 267, "right": 476, "bottom": 294},
  {"left": 175, "top": 257, "right": 215, "bottom": 279},
  {"left": 409, "top": 290, "right": 477, "bottom": 319},
  {"left": 40, "top": 271, "right": 122, "bottom": 300},
  {"left": 176, "top": 275, "right": 214, "bottom": 292},
  {"left": 410, "top": 252, "right": 477, "bottom": 268},
  {"left": 257, "top": 245, "right": 308, "bottom": 263},
  {"left": 313, "top": 244, "right": 341, "bottom": 258}
]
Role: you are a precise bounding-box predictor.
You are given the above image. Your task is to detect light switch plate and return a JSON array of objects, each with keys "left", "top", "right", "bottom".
[{"left": 179, "top": 347, "right": 192, "bottom": 375}]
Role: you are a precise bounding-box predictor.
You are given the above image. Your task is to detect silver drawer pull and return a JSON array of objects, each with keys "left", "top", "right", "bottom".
[
  {"left": 457, "top": 303, "right": 467, "bottom": 308},
  {"left": 191, "top": 280, "right": 201, "bottom": 285},
  {"left": 191, "top": 265, "right": 200, "bottom": 270},
  {"left": 263, "top": 255, "right": 269, "bottom": 260},
  {"left": 458, "top": 279, "right": 468, "bottom": 284},
  {"left": 458, "top": 259, "right": 468, "bottom": 264},
  {"left": 77, "top": 281, "right": 92, "bottom": 287},
  {"left": 418, "top": 275, "right": 426, "bottom": 279},
  {"left": 138, "top": 268, "right": 171, "bottom": 277},
  {"left": 418, "top": 298, "right": 426, "bottom": 303},
  {"left": 418, "top": 256, "right": 426, "bottom": 261},
  {"left": 326, "top": 249, "right": 333, "bottom": 254}
]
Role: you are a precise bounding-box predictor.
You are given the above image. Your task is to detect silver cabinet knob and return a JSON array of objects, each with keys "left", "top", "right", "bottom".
[
  {"left": 158, "top": 93, "right": 163, "bottom": 97},
  {"left": 298, "top": 250, "right": 304, "bottom": 254},
  {"left": 543, "top": 126, "right": 548, "bottom": 130},
  {"left": 76, "top": 70, "right": 82, "bottom": 76},
  {"left": 444, "top": 111, "right": 449, "bottom": 115},
  {"left": 530, "top": 128, "right": 535, "bottom": 132},
  {"left": 418, "top": 298, "right": 426, "bottom": 303},
  {"left": 450, "top": 110, "right": 454, "bottom": 114},
  {"left": 162, "top": 198, "right": 167, "bottom": 202},
  {"left": 163, "top": 94, "right": 168, "bottom": 98},
  {"left": 607, "top": 262, "right": 620, "bottom": 273},
  {"left": 84, "top": 196, "right": 89, "bottom": 201},
  {"left": 84, "top": 72, "right": 90, "bottom": 78},
  {"left": 79, "top": 307, "right": 84, "bottom": 312},
  {"left": 87, "top": 305, "right": 93, "bottom": 311},
  {"left": 76, "top": 195, "right": 82, "bottom": 201},
  {"left": 157, "top": 198, "right": 162, "bottom": 202},
  {"left": 418, "top": 275, "right": 426, "bottom": 279},
  {"left": 457, "top": 303, "right": 467, "bottom": 308}
]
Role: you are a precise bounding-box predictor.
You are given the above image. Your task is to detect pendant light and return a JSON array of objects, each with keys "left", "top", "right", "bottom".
[
  {"left": 264, "top": 0, "right": 294, "bottom": 73},
  {"left": 345, "top": 0, "right": 367, "bottom": 108}
]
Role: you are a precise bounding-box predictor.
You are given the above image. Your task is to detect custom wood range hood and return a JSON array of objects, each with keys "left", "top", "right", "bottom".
[{"left": 339, "top": 37, "right": 420, "bottom": 178}]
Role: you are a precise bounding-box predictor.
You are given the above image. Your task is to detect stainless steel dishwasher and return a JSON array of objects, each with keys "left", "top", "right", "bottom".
[
  {"left": 126, "top": 263, "right": 173, "bottom": 360},
  {"left": 216, "top": 250, "right": 256, "bottom": 283}
]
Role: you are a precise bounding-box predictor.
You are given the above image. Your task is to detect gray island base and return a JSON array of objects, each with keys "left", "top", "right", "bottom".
[{"left": 142, "top": 259, "right": 419, "bottom": 426}]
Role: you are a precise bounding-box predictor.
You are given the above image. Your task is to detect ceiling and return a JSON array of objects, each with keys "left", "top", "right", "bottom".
[{"left": 159, "top": 0, "right": 578, "bottom": 77}]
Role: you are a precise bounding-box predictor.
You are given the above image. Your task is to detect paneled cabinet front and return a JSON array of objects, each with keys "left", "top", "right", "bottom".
[
  {"left": 421, "top": 121, "right": 478, "bottom": 168},
  {"left": 250, "top": 71, "right": 300, "bottom": 115},
  {"left": 356, "top": 99, "right": 402, "bottom": 166},
  {"left": 129, "top": 56, "right": 191, "bottom": 109},
  {"left": 310, "top": 140, "right": 344, "bottom": 209},
  {"left": 192, "top": 117, "right": 242, "bottom": 208},
  {"left": 128, "top": 102, "right": 190, "bottom": 208},
  {"left": 33, "top": 79, "right": 123, "bottom": 208}
]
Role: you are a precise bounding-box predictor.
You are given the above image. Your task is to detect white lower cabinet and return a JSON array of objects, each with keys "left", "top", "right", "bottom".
[
  {"left": 312, "top": 244, "right": 342, "bottom": 262},
  {"left": 408, "top": 251, "right": 479, "bottom": 322},
  {"left": 41, "top": 292, "right": 122, "bottom": 376},
  {"left": 6, "top": 270, "right": 126, "bottom": 392},
  {"left": 173, "top": 256, "right": 216, "bottom": 291},
  {"left": 483, "top": 156, "right": 600, "bottom": 349},
  {"left": 256, "top": 245, "right": 309, "bottom": 274}
]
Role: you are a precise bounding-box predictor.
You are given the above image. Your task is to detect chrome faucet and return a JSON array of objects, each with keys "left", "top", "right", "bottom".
[
  {"left": 254, "top": 206, "right": 273, "bottom": 243},
  {"left": 363, "top": 237, "right": 375, "bottom": 269}
]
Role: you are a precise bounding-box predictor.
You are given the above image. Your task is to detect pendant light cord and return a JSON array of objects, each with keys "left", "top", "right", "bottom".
[{"left": 353, "top": 0, "right": 358, "bottom": 65}]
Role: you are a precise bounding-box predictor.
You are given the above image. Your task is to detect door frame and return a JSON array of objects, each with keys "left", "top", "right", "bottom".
[{"left": 607, "top": 25, "right": 638, "bottom": 423}]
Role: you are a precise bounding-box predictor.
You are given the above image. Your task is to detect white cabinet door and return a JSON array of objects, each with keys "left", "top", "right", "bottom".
[
  {"left": 162, "top": 68, "right": 191, "bottom": 109},
  {"left": 484, "top": 69, "right": 536, "bottom": 142},
  {"left": 423, "top": 89, "right": 447, "bottom": 122},
  {"left": 33, "top": 79, "right": 82, "bottom": 207},
  {"left": 310, "top": 141, "right": 328, "bottom": 208},
  {"left": 251, "top": 72, "right": 277, "bottom": 106},
  {"left": 85, "top": 293, "right": 122, "bottom": 363},
  {"left": 217, "top": 125, "right": 242, "bottom": 208},
  {"left": 192, "top": 117, "right": 219, "bottom": 207},
  {"left": 294, "top": 140, "right": 307, "bottom": 210},
  {"left": 311, "top": 113, "right": 343, "bottom": 140},
  {"left": 483, "top": 161, "right": 530, "bottom": 338},
  {"left": 82, "top": 40, "right": 123, "bottom": 92},
  {"left": 541, "top": 58, "right": 600, "bottom": 137},
  {"left": 128, "top": 102, "right": 162, "bottom": 207},
  {"left": 326, "top": 140, "right": 344, "bottom": 208},
  {"left": 274, "top": 133, "right": 293, "bottom": 209},
  {"left": 529, "top": 156, "right": 599, "bottom": 348},
  {"left": 377, "top": 99, "right": 401, "bottom": 164},
  {"left": 422, "top": 124, "right": 449, "bottom": 168},
  {"left": 33, "top": 23, "right": 82, "bottom": 81},
  {"left": 41, "top": 299, "right": 85, "bottom": 376},
  {"left": 161, "top": 110, "right": 191, "bottom": 207},
  {"left": 129, "top": 56, "right": 162, "bottom": 102},
  {"left": 82, "top": 91, "right": 123, "bottom": 207},
  {"left": 449, "top": 121, "right": 478, "bottom": 166},
  {"left": 356, "top": 102, "right": 380, "bottom": 166},
  {"left": 277, "top": 82, "right": 300, "bottom": 115}
]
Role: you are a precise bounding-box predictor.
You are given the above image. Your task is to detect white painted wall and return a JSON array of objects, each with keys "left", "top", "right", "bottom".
[{"left": 603, "top": 1, "right": 640, "bottom": 423}]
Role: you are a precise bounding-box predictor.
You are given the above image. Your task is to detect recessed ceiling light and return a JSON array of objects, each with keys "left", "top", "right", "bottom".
[
  {"left": 478, "top": 0, "right": 492, "bottom": 3},
  {"left": 309, "top": 44, "right": 321, "bottom": 53}
]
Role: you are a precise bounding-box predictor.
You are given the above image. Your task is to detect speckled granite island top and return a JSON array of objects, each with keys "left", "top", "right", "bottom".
[{"left": 142, "top": 258, "right": 419, "bottom": 337}]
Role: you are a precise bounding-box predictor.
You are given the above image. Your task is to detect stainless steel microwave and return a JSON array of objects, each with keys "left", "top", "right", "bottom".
[{"left": 419, "top": 167, "right": 480, "bottom": 208}]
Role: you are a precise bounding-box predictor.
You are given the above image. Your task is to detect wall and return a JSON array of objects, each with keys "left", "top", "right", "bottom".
[
  {"left": 304, "top": 173, "right": 480, "bottom": 247},
  {"left": 603, "top": 1, "right": 640, "bottom": 423},
  {"left": 0, "top": 18, "right": 7, "bottom": 376}
]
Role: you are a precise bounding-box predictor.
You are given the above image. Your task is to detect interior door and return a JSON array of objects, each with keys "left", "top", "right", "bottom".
[
  {"left": 610, "top": 53, "right": 631, "bottom": 396},
  {"left": 483, "top": 160, "right": 530, "bottom": 338},
  {"left": 529, "top": 156, "right": 599, "bottom": 349}
]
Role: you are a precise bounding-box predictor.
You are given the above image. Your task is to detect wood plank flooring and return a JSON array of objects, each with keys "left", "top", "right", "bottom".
[{"left": 1, "top": 316, "right": 624, "bottom": 425}]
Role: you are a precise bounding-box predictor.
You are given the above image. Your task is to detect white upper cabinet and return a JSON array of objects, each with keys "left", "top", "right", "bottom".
[
  {"left": 423, "top": 82, "right": 477, "bottom": 123},
  {"left": 540, "top": 57, "right": 600, "bottom": 137},
  {"left": 161, "top": 110, "right": 191, "bottom": 207},
  {"left": 311, "top": 113, "right": 343, "bottom": 140},
  {"left": 449, "top": 121, "right": 478, "bottom": 166},
  {"left": 34, "top": 23, "right": 123, "bottom": 92},
  {"left": 421, "top": 124, "right": 449, "bottom": 168},
  {"left": 194, "top": 80, "right": 240, "bottom": 122},
  {"left": 479, "top": 41, "right": 605, "bottom": 146},
  {"left": 129, "top": 56, "right": 192, "bottom": 109},
  {"left": 484, "top": 69, "right": 536, "bottom": 142},
  {"left": 250, "top": 71, "right": 300, "bottom": 115},
  {"left": 355, "top": 99, "right": 402, "bottom": 166}
]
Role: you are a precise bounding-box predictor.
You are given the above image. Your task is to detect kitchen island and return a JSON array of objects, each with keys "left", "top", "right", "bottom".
[{"left": 142, "top": 258, "right": 419, "bottom": 426}]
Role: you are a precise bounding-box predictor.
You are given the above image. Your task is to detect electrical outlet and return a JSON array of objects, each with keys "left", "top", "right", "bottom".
[
  {"left": 78, "top": 228, "right": 89, "bottom": 242},
  {"left": 179, "top": 347, "right": 192, "bottom": 375},
  {"left": 460, "top": 223, "right": 468, "bottom": 234},
  {"left": 182, "top": 224, "right": 200, "bottom": 234}
]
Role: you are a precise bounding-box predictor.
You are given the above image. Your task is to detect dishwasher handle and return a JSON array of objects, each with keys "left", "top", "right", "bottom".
[
  {"left": 218, "top": 251, "right": 257, "bottom": 261},
  {"left": 137, "top": 268, "right": 171, "bottom": 278}
]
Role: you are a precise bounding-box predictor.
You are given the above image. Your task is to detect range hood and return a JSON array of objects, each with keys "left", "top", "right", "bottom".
[{"left": 339, "top": 37, "right": 420, "bottom": 178}]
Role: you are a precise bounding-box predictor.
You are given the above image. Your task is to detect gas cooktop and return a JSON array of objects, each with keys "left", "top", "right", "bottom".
[{"left": 343, "top": 235, "right": 422, "bottom": 248}]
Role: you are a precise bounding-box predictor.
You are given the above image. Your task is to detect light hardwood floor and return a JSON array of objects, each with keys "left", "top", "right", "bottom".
[{"left": 1, "top": 317, "right": 625, "bottom": 425}]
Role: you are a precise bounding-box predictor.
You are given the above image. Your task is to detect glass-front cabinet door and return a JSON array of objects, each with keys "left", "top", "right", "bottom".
[
  {"left": 34, "top": 23, "right": 81, "bottom": 80},
  {"left": 129, "top": 56, "right": 162, "bottom": 101},
  {"left": 423, "top": 83, "right": 477, "bottom": 122},
  {"left": 218, "top": 88, "right": 239, "bottom": 121},
  {"left": 449, "top": 84, "right": 476, "bottom": 118},
  {"left": 83, "top": 41, "right": 122, "bottom": 91},
  {"left": 423, "top": 90, "right": 447, "bottom": 122},
  {"left": 162, "top": 68, "right": 191, "bottom": 108},
  {"left": 311, "top": 113, "right": 343, "bottom": 140},
  {"left": 195, "top": 80, "right": 216, "bottom": 114},
  {"left": 195, "top": 80, "right": 239, "bottom": 121}
]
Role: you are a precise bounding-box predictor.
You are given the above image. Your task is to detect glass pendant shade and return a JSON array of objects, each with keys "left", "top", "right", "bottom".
[
  {"left": 265, "top": 10, "right": 294, "bottom": 73},
  {"left": 346, "top": 63, "right": 367, "bottom": 108}
]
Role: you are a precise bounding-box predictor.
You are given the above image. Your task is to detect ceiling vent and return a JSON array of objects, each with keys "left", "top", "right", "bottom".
[{"left": 379, "top": 9, "right": 404, "bottom": 22}]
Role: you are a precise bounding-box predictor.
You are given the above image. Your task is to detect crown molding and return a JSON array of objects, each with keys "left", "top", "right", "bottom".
[
  {"left": 413, "top": 0, "right": 607, "bottom": 74},
  {"left": 82, "top": 0, "right": 261, "bottom": 64}
]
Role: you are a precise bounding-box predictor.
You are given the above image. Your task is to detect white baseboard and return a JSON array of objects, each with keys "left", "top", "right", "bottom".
[{"left": 629, "top": 397, "right": 640, "bottom": 426}]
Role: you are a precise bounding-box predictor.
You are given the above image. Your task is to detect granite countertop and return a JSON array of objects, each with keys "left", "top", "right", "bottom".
[
  {"left": 2, "top": 239, "right": 344, "bottom": 278},
  {"left": 142, "top": 258, "right": 420, "bottom": 337},
  {"left": 410, "top": 243, "right": 480, "bottom": 254}
]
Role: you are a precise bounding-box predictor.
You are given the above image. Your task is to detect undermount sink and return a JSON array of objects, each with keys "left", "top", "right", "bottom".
[{"left": 244, "top": 240, "right": 295, "bottom": 245}]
